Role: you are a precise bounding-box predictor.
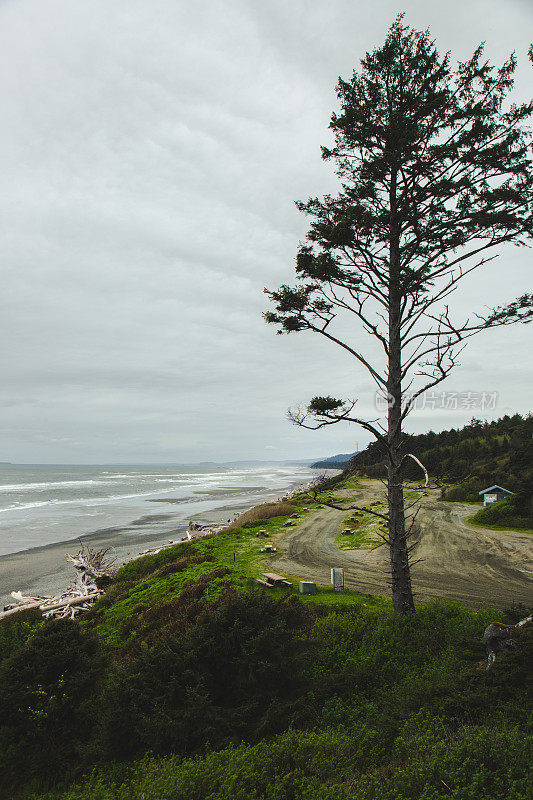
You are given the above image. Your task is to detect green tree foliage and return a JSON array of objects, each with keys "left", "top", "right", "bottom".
[
  {"left": 351, "top": 412, "right": 533, "bottom": 495},
  {"left": 265, "top": 17, "right": 533, "bottom": 614}
]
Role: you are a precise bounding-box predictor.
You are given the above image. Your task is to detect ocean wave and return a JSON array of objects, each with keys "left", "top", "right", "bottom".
[
  {"left": 0, "top": 478, "right": 287, "bottom": 515},
  {"left": 0, "top": 486, "right": 197, "bottom": 514},
  {"left": 0, "top": 466, "right": 315, "bottom": 520},
  {"left": 0, "top": 474, "right": 217, "bottom": 493},
  {"left": 0, "top": 479, "right": 113, "bottom": 493}
]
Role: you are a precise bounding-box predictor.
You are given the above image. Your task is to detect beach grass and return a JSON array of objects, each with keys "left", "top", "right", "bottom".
[{"left": 88, "top": 503, "right": 305, "bottom": 645}]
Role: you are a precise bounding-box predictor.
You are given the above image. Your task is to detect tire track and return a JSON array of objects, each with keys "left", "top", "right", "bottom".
[{"left": 269, "top": 482, "right": 533, "bottom": 608}]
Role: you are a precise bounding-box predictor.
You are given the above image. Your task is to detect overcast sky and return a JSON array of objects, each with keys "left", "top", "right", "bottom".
[{"left": 0, "top": 0, "right": 532, "bottom": 463}]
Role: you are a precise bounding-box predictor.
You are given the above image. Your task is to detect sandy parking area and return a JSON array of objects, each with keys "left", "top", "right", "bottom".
[{"left": 269, "top": 481, "right": 533, "bottom": 608}]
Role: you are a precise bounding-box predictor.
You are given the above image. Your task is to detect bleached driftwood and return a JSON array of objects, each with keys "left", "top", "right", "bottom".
[
  {"left": 9, "top": 590, "right": 46, "bottom": 606},
  {"left": 66, "top": 544, "right": 116, "bottom": 592},
  {"left": 0, "top": 543, "right": 115, "bottom": 622},
  {"left": 403, "top": 453, "right": 429, "bottom": 487},
  {"left": 0, "top": 591, "right": 103, "bottom": 622},
  {"left": 484, "top": 615, "right": 533, "bottom": 669}
]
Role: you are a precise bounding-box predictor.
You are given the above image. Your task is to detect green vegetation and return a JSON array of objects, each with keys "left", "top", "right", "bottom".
[
  {"left": 335, "top": 505, "right": 388, "bottom": 551},
  {"left": 6, "top": 592, "right": 532, "bottom": 800},
  {"left": 351, "top": 414, "right": 533, "bottom": 494},
  {"left": 440, "top": 476, "right": 484, "bottom": 503},
  {"left": 1, "top": 479, "right": 531, "bottom": 799},
  {"left": 24, "top": 722, "right": 532, "bottom": 800},
  {"left": 0, "top": 607, "right": 42, "bottom": 662},
  {"left": 0, "top": 618, "right": 105, "bottom": 792},
  {"left": 469, "top": 492, "right": 533, "bottom": 532},
  {"left": 350, "top": 414, "right": 533, "bottom": 532}
]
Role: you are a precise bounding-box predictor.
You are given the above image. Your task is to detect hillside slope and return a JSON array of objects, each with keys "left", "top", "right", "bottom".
[
  {"left": 350, "top": 413, "right": 533, "bottom": 490},
  {"left": 310, "top": 451, "right": 358, "bottom": 469},
  {"left": 0, "top": 478, "right": 531, "bottom": 800}
]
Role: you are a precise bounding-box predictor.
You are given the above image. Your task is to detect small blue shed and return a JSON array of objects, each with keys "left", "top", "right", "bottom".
[{"left": 478, "top": 485, "right": 514, "bottom": 507}]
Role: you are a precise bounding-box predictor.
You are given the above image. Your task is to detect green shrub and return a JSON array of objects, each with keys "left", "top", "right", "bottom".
[
  {"left": 357, "top": 723, "right": 533, "bottom": 799},
  {"left": 0, "top": 608, "right": 42, "bottom": 662},
  {"left": 470, "top": 493, "right": 533, "bottom": 529},
  {"left": 23, "top": 722, "right": 533, "bottom": 800},
  {"left": 0, "top": 619, "right": 105, "bottom": 795},
  {"left": 301, "top": 599, "right": 508, "bottom": 744},
  {"left": 441, "top": 477, "right": 483, "bottom": 503},
  {"left": 89, "top": 591, "right": 309, "bottom": 762},
  {"left": 89, "top": 550, "right": 224, "bottom": 646},
  {"left": 102, "top": 540, "right": 200, "bottom": 587}
]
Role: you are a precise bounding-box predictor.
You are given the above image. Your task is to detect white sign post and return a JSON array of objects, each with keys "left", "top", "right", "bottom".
[{"left": 331, "top": 567, "right": 345, "bottom": 590}]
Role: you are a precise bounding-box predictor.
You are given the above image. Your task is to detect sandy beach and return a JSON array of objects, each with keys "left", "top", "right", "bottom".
[{"left": 0, "top": 479, "right": 311, "bottom": 608}]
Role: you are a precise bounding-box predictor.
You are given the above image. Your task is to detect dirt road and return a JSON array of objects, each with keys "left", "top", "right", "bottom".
[{"left": 269, "top": 481, "right": 533, "bottom": 608}]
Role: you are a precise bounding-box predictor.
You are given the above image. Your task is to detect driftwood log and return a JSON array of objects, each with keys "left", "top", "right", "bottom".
[
  {"left": 404, "top": 453, "right": 429, "bottom": 487},
  {"left": 0, "top": 591, "right": 102, "bottom": 622},
  {"left": 0, "top": 543, "right": 115, "bottom": 622},
  {"left": 484, "top": 615, "right": 532, "bottom": 669},
  {"left": 1, "top": 527, "right": 223, "bottom": 622}
]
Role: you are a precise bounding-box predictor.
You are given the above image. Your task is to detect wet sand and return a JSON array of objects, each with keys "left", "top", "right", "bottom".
[{"left": 0, "top": 480, "right": 309, "bottom": 609}]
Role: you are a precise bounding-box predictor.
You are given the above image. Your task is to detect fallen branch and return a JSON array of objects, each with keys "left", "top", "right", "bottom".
[
  {"left": 402, "top": 453, "right": 429, "bottom": 487},
  {"left": 0, "top": 591, "right": 102, "bottom": 622},
  {"left": 484, "top": 615, "right": 533, "bottom": 670}
]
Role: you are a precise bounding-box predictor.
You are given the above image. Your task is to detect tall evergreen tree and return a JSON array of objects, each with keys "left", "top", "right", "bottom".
[{"left": 265, "top": 19, "right": 533, "bottom": 613}]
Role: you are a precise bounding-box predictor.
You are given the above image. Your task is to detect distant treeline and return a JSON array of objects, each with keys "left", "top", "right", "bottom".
[
  {"left": 349, "top": 413, "right": 533, "bottom": 499},
  {"left": 310, "top": 451, "right": 358, "bottom": 469}
]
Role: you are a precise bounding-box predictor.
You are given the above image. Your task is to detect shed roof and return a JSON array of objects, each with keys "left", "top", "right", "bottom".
[{"left": 478, "top": 485, "right": 514, "bottom": 496}]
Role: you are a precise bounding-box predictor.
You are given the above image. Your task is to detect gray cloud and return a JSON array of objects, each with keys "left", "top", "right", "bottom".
[{"left": 0, "top": 0, "right": 532, "bottom": 462}]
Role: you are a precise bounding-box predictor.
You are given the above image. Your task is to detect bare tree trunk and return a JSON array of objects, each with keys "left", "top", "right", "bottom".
[
  {"left": 388, "top": 168, "right": 415, "bottom": 614},
  {"left": 387, "top": 400, "right": 415, "bottom": 614}
]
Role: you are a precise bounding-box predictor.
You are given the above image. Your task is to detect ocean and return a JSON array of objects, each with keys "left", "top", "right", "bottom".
[{"left": 0, "top": 463, "right": 316, "bottom": 557}]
